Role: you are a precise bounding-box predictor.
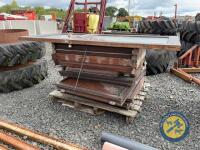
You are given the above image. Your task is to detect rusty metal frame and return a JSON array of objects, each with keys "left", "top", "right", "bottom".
[
  {"left": 171, "top": 44, "right": 200, "bottom": 86},
  {"left": 56, "top": 60, "right": 133, "bottom": 73},
  {"left": 51, "top": 43, "right": 146, "bottom": 76},
  {"left": 178, "top": 45, "right": 200, "bottom": 67},
  {"left": 53, "top": 53, "right": 133, "bottom": 67},
  {"left": 55, "top": 49, "right": 133, "bottom": 59},
  {"left": 59, "top": 67, "right": 145, "bottom": 86},
  {"left": 0, "top": 29, "right": 28, "bottom": 44},
  {"left": 59, "top": 70, "right": 134, "bottom": 86},
  {"left": 20, "top": 34, "right": 181, "bottom": 51},
  {"left": 56, "top": 71, "right": 145, "bottom": 106}
]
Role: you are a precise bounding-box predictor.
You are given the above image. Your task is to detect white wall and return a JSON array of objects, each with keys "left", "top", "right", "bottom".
[
  {"left": 4, "top": 21, "right": 11, "bottom": 29},
  {"left": 0, "top": 20, "right": 58, "bottom": 35},
  {"left": 103, "top": 16, "right": 116, "bottom": 30},
  {"left": 36, "top": 20, "right": 58, "bottom": 35},
  {"left": 9, "top": 20, "right": 37, "bottom": 35},
  {"left": 0, "top": 21, "right": 5, "bottom": 29}
]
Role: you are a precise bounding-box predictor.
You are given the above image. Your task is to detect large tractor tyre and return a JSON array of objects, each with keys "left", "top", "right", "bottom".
[
  {"left": 0, "top": 59, "right": 48, "bottom": 93},
  {"left": 146, "top": 50, "right": 173, "bottom": 75},
  {"left": 138, "top": 19, "right": 177, "bottom": 75},
  {"left": 180, "top": 21, "right": 200, "bottom": 43},
  {"left": 0, "top": 42, "right": 46, "bottom": 67},
  {"left": 195, "top": 13, "right": 200, "bottom": 21},
  {"left": 138, "top": 19, "right": 177, "bottom": 35},
  {"left": 179, "top": 21, "right": 200, "bottom": 57}
]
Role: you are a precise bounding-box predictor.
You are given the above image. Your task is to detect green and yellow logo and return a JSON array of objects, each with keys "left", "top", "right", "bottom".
[{"left": 160, "top": 112, "right": 190, "bottom": 142}]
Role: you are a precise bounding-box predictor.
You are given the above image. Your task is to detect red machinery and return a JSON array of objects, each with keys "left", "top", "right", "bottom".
[
  {"left": 62, "top": 0, "right": 107, "bottom": 33},
  {"left": 11, "top": 10, "right": 37, "bottom": 20},
  {"left": 0, "top": 13, "right": 27, "bottom": 20}
]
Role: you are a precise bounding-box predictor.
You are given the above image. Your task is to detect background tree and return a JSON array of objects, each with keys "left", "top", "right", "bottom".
[
  {"left": 0, "top": 1, "right": 66, "bottom": 19},
  {"left": 75, "top": 8, "right": 84, "bottom": 13},
  {"left": 34, "top": 6, "right": 45, "bottom": 16},
  {"left": 106, "top": 6, "right": 118, "bottom": 17},
  {"left": 117, "top": 8, "right": 129, "bottom": 17},
  {"left": 0, "top": 0, "right": 19, "bottom": 13},
  {"left": 0, "top": 5, "right": 11, "bottom": 13},
  {"left": 10, "top": 0, "right": 18, "bottom": 9},
  {"left": 89, "top": 7, "right": 99, "bottom": 13},
  {"left": 47, "top": 8, "right": 66, "bottom": 19}
]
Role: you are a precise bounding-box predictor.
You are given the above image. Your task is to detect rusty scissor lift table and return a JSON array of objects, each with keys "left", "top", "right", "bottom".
[{"left": 20, "top": 34, "right": 180, "bottom": 123}]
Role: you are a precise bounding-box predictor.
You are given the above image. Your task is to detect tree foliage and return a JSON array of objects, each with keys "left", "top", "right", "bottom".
[
  {"left": 10, "top": 0, "right": 18, "bottom": 9},
  {"left": 75, "top": 8, "right": 84, "bottom": 13},
  {"left": 0, "top": 0, "right": 66, "bottom": 19},
  {"left": 117, "top": 8, "right": 129, "bottom": 17},
  {"left": 108, "top": 22, "right": 130, "bottom": 31},
  {"left": 0, "top": 0, "right": 19, "bottom": 13},
  {"left": 106, "top": 6, "right": 118, "bottom": 17},
  {"left": 0, "top": 1, "right": 130, "bottom": 19}
]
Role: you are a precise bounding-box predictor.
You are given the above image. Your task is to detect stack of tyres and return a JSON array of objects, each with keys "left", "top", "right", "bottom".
[
  {"left": 178, "top": 19, "right": 200, "bottom": 57},
  {"left": 0, "top": 29, "right": 48, "bottom": 93}
]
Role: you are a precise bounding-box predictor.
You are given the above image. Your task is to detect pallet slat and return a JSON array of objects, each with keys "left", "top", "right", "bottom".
[
  {"left": 49, "top": 82, "right": 150, "bottom": 123},
  {"left": 49, "top": 90, "right": 138, "bottom": 117}
]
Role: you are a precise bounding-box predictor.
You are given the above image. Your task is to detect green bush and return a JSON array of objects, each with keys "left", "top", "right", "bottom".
[{"left": 107, "top": 22, "right": 130, "bottom": 31}]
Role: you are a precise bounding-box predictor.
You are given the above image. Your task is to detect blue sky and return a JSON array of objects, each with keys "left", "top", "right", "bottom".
[{"left": 0, "top": 0, "right": 199, "bottom": 16}]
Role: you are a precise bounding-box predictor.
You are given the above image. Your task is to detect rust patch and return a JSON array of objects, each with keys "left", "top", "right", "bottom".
[
  {"left": 55, "top": 53, "right": 133, "bottom": 67},
  {"left": 0, "top": 29, "right": 28, "bottom": 44}
]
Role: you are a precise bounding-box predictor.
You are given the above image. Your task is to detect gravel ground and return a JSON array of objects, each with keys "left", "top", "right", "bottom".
[{"left": 0, "top": 47, "right": 200, "bottom": 150}]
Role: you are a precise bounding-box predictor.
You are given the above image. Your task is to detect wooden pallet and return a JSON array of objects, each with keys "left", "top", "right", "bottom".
[{"left": 49, "top": 82, "right": 150, "bottom": 123}]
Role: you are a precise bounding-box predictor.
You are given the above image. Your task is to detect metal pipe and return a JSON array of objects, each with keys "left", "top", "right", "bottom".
[
  {"left": 0, "top": 145, "right": 9, "bottom": 150},
  {"left": 174, "top": 4, "right": 177, "bottom": 19},
  {"left": 171, "top": 68, "right": 192, "bottom": 82},
  {"left": 101, "top": 132, "right": 158, "bottom": 150},
  {"left": 102, "top": 142, "right": 128, "bottom": 150},
  {"left": 191, "top": 75, "right": 200, "bottom": 86},
  {"left": 75, "top": 2, "right": 101, "bottom": 5},
  {"left": 0, "top": 132, "right": 39, "bottom": 150},
  {"left": 84, "top": 0, "right": 87, "bottom": 12},
  {"left": 128, "top": 0, "right": 130, "bottom": 14},
  {"left": 0, "top": 119, "right": 87, "bottom": 150},
  {"left": 181, "top": 68, "right": 200, "bottom": 73},
  {"left": 171, "top": 68, "right": 200, "bottom": 86}
]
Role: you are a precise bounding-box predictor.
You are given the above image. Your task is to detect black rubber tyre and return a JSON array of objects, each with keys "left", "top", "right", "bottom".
[
  {"left": 138, "top": 19, "right": 177, "bottom": 35},
  {"left": 180, "top": 21, "right": 200, "bottom": 43},
  {"left": 195, "top": 13, "right": 200, "bottom": 21},
  {"left": 138, "top": 19, "right": 177, "bottom": 75},
  {"left": 0, "top": 42, "right": 46, "bottom": 67},
  {"left": 146, "top": 50, "right": 174, "bottom": 75},
  {"left": 179, "top": 21, "right": 200, "bottom": 57},
  {"left": 177, "top": 41, "right": 194, "bottom": 57},
  {"left": 0, "top": 59, "right": 48, "bottom": 93}
]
